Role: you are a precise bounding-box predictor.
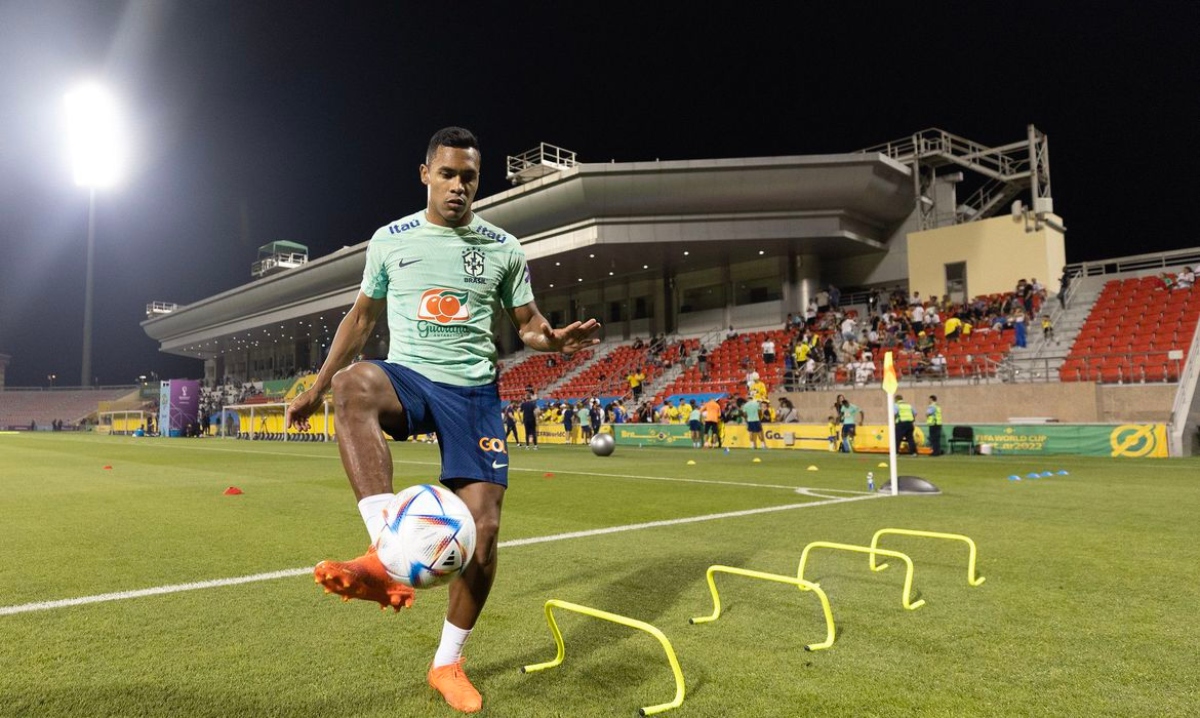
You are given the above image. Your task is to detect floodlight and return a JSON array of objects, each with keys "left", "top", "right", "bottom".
[{"left": 65, "top": 82, "right": 124, "bottom": 188}]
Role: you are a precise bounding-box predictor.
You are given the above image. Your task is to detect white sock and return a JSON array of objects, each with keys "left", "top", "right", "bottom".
[
  {"left": 358, "top": 493, "right": 395, "bottom": 544},
  {"left": 432, "top": 619, "right": 473, "bottom": 668}
]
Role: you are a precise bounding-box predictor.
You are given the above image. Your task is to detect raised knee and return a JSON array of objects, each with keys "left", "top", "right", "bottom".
[{"left": 331, "top": 365, "right": 377, "bottom": 411}]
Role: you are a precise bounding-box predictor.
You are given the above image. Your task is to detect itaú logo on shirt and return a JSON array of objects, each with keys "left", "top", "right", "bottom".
[{"left": 417, "top": 288, "right": 470, "bottom": 324}]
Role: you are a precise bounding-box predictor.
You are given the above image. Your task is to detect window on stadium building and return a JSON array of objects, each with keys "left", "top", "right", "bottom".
[
  {"left": 632, "top": 296, "right": 650, "bottom": 320},
  {"left": 680, "top": 283, "right": 726, "bottom": 313},
  {"left": 734, "top": 275, "right": 782, "bottom": 306}
]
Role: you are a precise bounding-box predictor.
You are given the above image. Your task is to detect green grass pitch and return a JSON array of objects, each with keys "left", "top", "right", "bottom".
[{"left": 1, "top": 433, "right": 1197, "bottom": 717}]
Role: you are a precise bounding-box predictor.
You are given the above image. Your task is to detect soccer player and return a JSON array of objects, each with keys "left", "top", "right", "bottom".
[{"left": 285, "top": 127, "right": 600, "bottom": 713}]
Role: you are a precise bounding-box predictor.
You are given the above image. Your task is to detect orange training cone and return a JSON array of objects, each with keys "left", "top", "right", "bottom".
[{"left": 223, "top": 486, "right": 243, "bottom": 495}]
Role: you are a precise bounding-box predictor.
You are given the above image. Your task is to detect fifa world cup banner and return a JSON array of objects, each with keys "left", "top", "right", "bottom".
[
  {"left": 959, "top": 424, "right": 1168, "bottom": 458},
  {"left": 159, "top": 379, "right": 200, "bottom": 437}
]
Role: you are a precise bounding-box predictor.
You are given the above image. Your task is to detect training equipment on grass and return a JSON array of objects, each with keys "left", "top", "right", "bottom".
[
  {"left": 877, "top": 475, "right": 941, "bottom": 494},
  {"left": 375, "top": 484, "right": 475, "bottom": 589},
  {"left": 869, "top": 528, "right": 985, "bottom": 586},
  {"left": 590, "top": 432, "right": 616, "bottom": 456},
  {"left": 686, "top": 460, "right": 696, "bottom": 465},
  {"left": 797, "top": 541, "right": 925, "bottom": 610},
  {"left": 522, "top": 599, "right": 685, "bottom": 716},
  {"left": 752, "top": 457, "right": 761, "bottom": 463},
  {"left": 690, "top": 565, "right": 836, "bottom": 651},
  {"left": 222, "top": 486, "right": 243, "bottom": 495},
  {"left": 806, "top": 465, "right": 818, "bottom": 471}
]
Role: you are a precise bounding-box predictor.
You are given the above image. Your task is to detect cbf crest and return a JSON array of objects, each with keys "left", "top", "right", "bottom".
[{"left": 463, "top": 248, "right": 486, "bottom": 277}]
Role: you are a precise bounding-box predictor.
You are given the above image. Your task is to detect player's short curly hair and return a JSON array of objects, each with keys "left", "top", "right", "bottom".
[{"left": 426, "top": 126, "right": 479, "bottom": 164}]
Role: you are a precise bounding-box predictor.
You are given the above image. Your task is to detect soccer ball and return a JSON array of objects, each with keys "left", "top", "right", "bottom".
[
  {"left": 590, "top": 432, "right": 615, "bottom": 456},
  {"left": 375, "top": 484, "right": 476, "bottom": 589}
]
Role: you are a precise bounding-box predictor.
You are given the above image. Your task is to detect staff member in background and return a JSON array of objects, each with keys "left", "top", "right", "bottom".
[
  {"left": 520, "top": 391, "right": 539, "bottom": 450},
  {"left": 893, "top": 393, "right": 918, "bottom": 455},
  {"left": 702, "top": 396, "right": 722, "bottom": 448},
  {"left": 926, "top": 395, "right": 944, "bottom": 456}
]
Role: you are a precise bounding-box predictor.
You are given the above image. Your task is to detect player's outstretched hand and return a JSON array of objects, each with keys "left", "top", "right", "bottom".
[
  {"left": 285, "top": 388, "right": 324, "bottom": 432},
  {"left": 543, "top": 318, "right": 602, "bottom": 355}
]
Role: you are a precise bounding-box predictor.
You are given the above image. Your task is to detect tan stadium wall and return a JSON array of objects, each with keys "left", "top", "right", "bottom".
[{"left": 906, "top": 214, "right": 1066, "bottom": 300}]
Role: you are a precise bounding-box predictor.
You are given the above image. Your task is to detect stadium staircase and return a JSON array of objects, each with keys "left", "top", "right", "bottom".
[
  {"left": 1005, "top": 277, "right": 1104, "bottom": 381},
  {"left": 659, "top": 328, "right": 792, "bottom": 399}
]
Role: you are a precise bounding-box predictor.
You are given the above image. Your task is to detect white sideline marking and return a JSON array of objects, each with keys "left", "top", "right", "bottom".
[
  {"left": 107, "top": 440, "right": 839, "bottom": 493},
  {"left": 0, "top": 493, "right": 882, "bottom": 617}
]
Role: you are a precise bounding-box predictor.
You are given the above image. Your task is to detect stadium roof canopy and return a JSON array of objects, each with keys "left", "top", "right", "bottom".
[{"left": 143, "top": 152, "right": 914, "bottom": 360}]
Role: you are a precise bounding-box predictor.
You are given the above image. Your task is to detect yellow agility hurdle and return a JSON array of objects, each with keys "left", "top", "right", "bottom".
[
  {"left": 690, "top": 565, "right": 836, "bottom": 651},
  {"left": 869, "top": 528, "right": 986, "bottom": 586},
  {"left": 797, "top": 541, "right": 926, "bottom": 610},
  {"left": 521, "top": 599, "right": 686, "bottom": 716}
]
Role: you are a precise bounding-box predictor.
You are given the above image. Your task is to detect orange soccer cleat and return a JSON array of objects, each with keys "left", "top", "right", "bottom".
[
  {"left": 428, "top": 659, "right": 482, "bottom": 713},
  {"left": 313, "top": 545, "right": 415, "bottom": 612}
]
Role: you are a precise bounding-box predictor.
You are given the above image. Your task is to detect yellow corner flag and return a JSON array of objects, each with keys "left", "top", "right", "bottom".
[{"left": 882, "top": 351, "right": 898, "bottom": 395}]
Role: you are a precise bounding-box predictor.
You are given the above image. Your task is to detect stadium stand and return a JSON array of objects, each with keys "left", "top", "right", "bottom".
[
  {"left": 497, "top": 349, "right": 593, "bottom": 401},
  {"left": 0, "top": 387, "right": 136, "bottom": 430},
  {"left": 1060, "top": 277, "right": 1198, "bottom": 383},
  {"left": 552, "top": 338, "right": 698, "bottom": 400}
]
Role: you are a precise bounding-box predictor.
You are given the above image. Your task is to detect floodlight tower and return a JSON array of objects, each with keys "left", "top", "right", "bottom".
[{"left": 65, "top": 82, "right": 124, "bottom": 387}]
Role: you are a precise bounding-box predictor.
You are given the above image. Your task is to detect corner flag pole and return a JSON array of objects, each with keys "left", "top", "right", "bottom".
[{"left": 882, "top": 352, "right": 899, "bottom": 496}]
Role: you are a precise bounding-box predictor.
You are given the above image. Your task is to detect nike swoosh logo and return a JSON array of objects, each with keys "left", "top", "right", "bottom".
[
  {"left": 492, "top": 461, "right": 508, "bottom": 469},
  {"left": 397, "top": 259, "right": 422, "bottom": 269}
]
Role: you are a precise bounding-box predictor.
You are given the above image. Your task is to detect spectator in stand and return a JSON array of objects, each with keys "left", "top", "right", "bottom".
[
  {"left": 1177, "top": 266, "right": 1195, "bottom": 289},
  {"left": 840, "top": 315, "right": 857, "bottom": 344},
  {"left": 1042, "top": 314, "right": 1054, "bottom": 341},
  {"left": 925, "top": 304, "right": 940, "bottom": 333},
  {"left": 627, "top": 367, "right": 646, "bottom": 400},
  {"left": 805, "top": 299, "right": 818, "bottom": 327},
  {"left": 916, "top": 331, "right": 935, "bottom": 356},
  {"left": 911, "top": 302, "right": 925, "bottom": 335},
  {"left": 823, "top": 336, "right": 838, "bottom": 365},
  {"left": 762, "top": 337, "right": 776, "bottom": 364},
  {"left": 726, "top": 325, "right": 737, "bottom": 341},
  {"left": 815, "top": 288, "right": 830, "bottom": 312},
  {"left": 930, "top": 352, "right": 947, "bottom": 377},
  {"left": 748, "top": 373, "right": 768, "bottom": 402},
  {"left": 944, "top": 315, "right": 963, "bottom": 342},
  {"left": 828, "top": 284, "right": 841, "bottom": 310},
  {"left": 632, "top": 336, "right": 644, "bottom": 350},
  {"left": 698, "top": 346, "right": 709, "bottom": 375},
  {"left": 777, "top": 397, "right": 799, "bottom": 423},
  {"left": 1013, "top": 308, "right": 1028, "bottom": 348}
]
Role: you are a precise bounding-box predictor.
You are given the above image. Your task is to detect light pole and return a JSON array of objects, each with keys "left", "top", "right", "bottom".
[{"left": 65, "top": 82, "right": 124, "bottom": 388}]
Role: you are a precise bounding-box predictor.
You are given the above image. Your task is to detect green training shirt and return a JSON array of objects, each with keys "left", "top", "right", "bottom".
[{"left": 360, "top": 210, "right": 534, "bottom": 387}]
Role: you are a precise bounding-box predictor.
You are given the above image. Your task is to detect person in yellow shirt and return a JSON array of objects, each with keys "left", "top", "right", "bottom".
[
  {"left": 826, "top": 416, "right": 839, "bottom": 452},
  {"left": 749, "top": 378, "right": 768, "bottom": 402},
  {"left": 626, "top": 368, "right": 646, "bottom": 400},
  {"left": 944, "top": 316, "right": 963, "bottom": 341},
  {"left": 661, "top": 401, "right": 680, "bottom": 424}
]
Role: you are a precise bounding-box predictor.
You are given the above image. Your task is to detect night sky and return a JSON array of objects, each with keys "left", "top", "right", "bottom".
[{"left": 1, "top": 1, "right": 1197, "bottom": 388}]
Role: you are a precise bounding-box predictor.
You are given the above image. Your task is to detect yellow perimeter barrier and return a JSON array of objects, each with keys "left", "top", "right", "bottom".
[
  {"left": 798, "top": 542, "right": 926, "bottom": 610},
  {"left": 690, "top": 565, "right": 836, "bottom": 651},
  {"left": 521, "top": 599, "right": 686, "bottom": 716},
  {"left": 869, "top": 528, "right": 986, "bottom": 587}
]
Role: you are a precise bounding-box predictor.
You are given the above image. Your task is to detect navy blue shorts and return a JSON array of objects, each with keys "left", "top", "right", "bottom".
[
  {"left": 842, "top": 424, "right": 857, "bottom": 438},
  {"left": 747, "top": 421, "right": 763, "bottom": 434},
  {"left": 367, "top": 360, "right": 508, "bottom": 487},
  {"left": 689, "top": 420, "right": 703, "bottom": 432}
]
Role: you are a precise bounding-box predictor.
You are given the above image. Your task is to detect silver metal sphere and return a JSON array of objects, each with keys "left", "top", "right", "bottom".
[{"left": 590, "top": 432, "right": 616, "bottom": 457}]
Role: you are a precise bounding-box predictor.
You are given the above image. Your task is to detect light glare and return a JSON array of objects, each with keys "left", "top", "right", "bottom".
[{"left": 65, "top": 83, "right": 125, "bottom": 188}]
